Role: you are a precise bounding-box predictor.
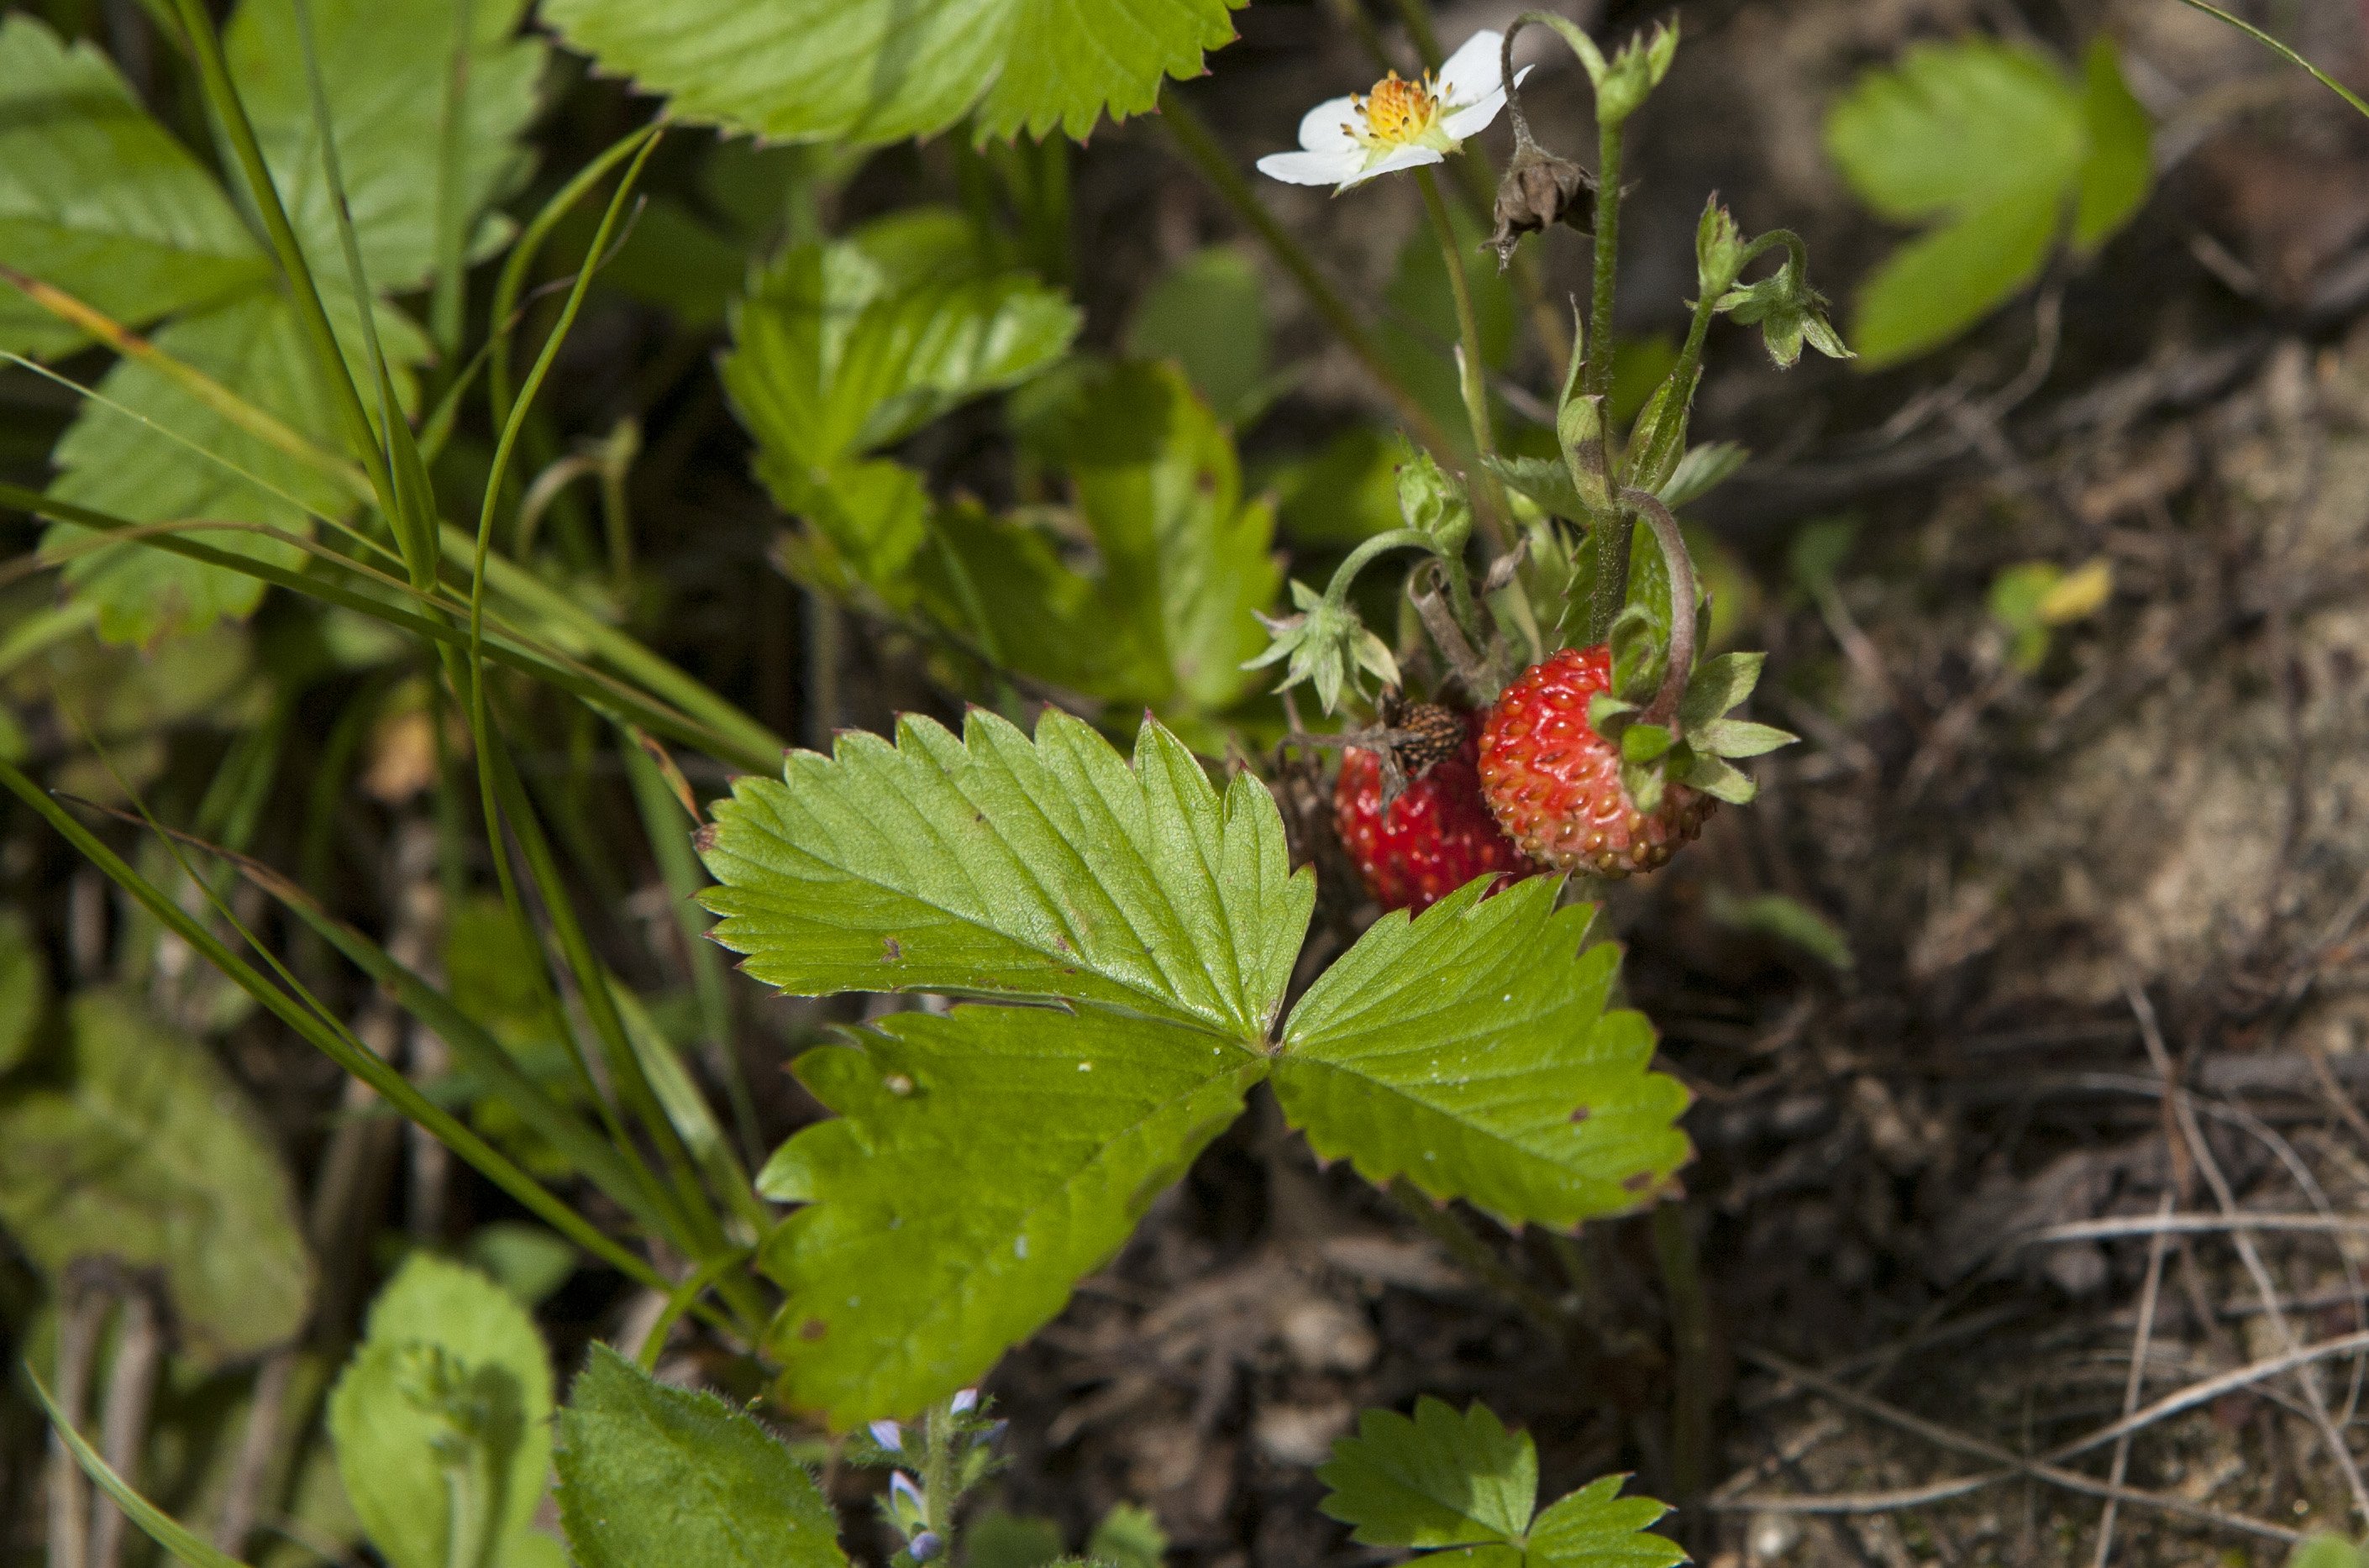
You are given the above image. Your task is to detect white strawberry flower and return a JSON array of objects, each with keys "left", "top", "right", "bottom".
[{"left": 1257, "top": 30, "right": 1531, "bottom": 192}]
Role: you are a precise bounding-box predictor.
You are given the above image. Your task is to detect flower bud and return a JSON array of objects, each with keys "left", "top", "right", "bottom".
[
  {"left": 908, "top": 1531, "right": 943, "bottom": 1563},
  {"left": 868, "top": 1419, "right": 903, "bottom": 1452}
]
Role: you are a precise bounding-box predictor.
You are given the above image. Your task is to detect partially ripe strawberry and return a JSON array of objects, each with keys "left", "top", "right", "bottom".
[
  {"left": 1335, "top": 708, "right": 1539, "bottom": 913},
  {"left": 1479, "top": 645, "right": 1714, "bottom": 878}
]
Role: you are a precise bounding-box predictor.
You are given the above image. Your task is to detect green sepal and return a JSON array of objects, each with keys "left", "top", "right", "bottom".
[
  {"left": 1619, "top": 723, "right": 1673, "bottom": 764},
  {"left": 1692, "top": 718, "right": 1794, "bottom": 758},
  {"left": 1620, "top": 758, "right": 1664, "bottom": 815},
  {"left": 1677, "top": 650, "right": 1763, "bottom": 729},
  {"left": 1695, "top": 197, "right": 1748, "bottom": 300},
  {"left": 1676, "top": 752, "right": 1755, "bottom": 805},
  {"left": 1484, "top": 455, "right": 1586, "bottom": 522}
]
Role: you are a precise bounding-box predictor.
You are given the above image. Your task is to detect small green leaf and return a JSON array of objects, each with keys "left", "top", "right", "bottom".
[
  {"left": 1705, "top": 890, "right": 1852, "bottom": 971},
  {"left": 758, "top": 1004, "right": 1265, "bottom": 1422},
  {"left": 701, "top": 708, "right": 1311, "bottom": 1040},
  {"left": 1125, "top": 245, "right": 1274, "bottom": 427},
  {"left": 328, "top": 1254, "right": 555, "bottom": 1568},
  {"left": 1677, "top": 753, "right": 1755, "bottom": 805},
  {"left": 463, "top": 1221, "right": 580, "bottom": 1308},
  {"left": 967, "top": 1512, "right": 1069, "bottom": 1568},
  {"left": 1522, "top": 1475, "right": 1684, "bottom": 1568},
  {"left": 1657, "top": 442, "right": 1747, "bottom": 509},
  {"left": 554, "top": 1344, "right": 847, "bottom": 1568},
  {"left": 2287, "top": 1538, "right": 2369, "bottom": 1568},
  {"left": 0, "top": 17, "right": 268, "bottom": 357},
  {"left": 0, "top": 907, "right": 46, "bottom": 1075},
  {"left": 1086, "top": 1503, "right": 1170, "bottom": 1568},
  {"left": 0, "top": 989, "right": 312, "bottom": 1367},
  {"left": 1676, "top": 651, "right": 1763, "bottom": 730},
  {"left": 539, "top": 0, "right": 1243, "bottom": 144},
  {"left": 2072, "top": 39, "right": 2152, "bottom": 254},
  {"left": 1316, "top": 1398, "right": 1536, "bottom": 1549},
  {"left": 1484, "top": 455, "right": 1586, "bottom": 522},
  {"left": 1691, "top": 719, "right": 1794, "bottom": 758},
  {"left": 1275, "top": 879, "right": 1692, "bottom": 1230}
]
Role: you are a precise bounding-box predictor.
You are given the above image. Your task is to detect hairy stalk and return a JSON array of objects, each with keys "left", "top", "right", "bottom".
[
  {"left": 1416, "top": 168, "right": 1511, "bottom": 550},
  {"left": 1623, "top": 488, "right": 1699, "bottom": 724},
  {"left": 1159, "top": 91, "right": 1457, "bottom": 456},
  {"left": 1651, "top": 1201, "right": 1713, "bottom": 1508},
  {"left": 1388, "top": 1179, "right": 1568, "bottom": 1345}
]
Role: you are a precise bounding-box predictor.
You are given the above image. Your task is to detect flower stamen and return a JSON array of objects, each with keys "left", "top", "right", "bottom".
[{"left": 1347, "top": 71, "right": 1443, "bottom": 149}]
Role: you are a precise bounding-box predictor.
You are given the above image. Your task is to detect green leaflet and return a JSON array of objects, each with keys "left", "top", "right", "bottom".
[
  {"left": 1317, "top": 1398, "right": 1683, "bottom": 1568},
  {"left": 1825, "top": 37, "right": 2153, "bottom": 366},
  {"left": 1125, "top": 244, "right": 1278, "bottom": 427},
  {"left": 538, "top": 0, "right": 1243, "bottom": 145},
  {"left": 0, "top": 989, "right": 313, "bottom": 1367},
  {"left": 1319, "top": 1398, "right": 1538, "bottom": 1550},
  {"left": 0, "top": 17, "right": 268, "bottom": 357},
  {"left": 327, "top": 1253, "right": 557, "bottom": 1568},
  {"left": 1273, "top": 878, "right": 1692, "bottom": 1230},
  {"left": 223, "top": 0, "right": 547, "bottom": 291},
  {"left": 758, "top": 1004, "right": 1264, "bottom": 1422},
  {"left": 40, "top": 288, "right": 428, "bottom": 645},
  {"left": 555, "top": 1345, "right": 848, "bottom": 1568},
  {"left": 700, "top": 708, "right": 1311, "bottom": 1041}
]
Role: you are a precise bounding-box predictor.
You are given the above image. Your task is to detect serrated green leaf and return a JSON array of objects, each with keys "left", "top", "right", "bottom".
[
  {"left": 1484, "top": 455, "right": 1586, "bottom": 522},
  {"left": 1846, "top": 190, "right": 2058, "bottom": 370},
  {"left": 0, "top": 989, "right": 312, "bottom": 1367},
  {"left": 224, "top": 0, "right": 547, "bottom": 292},
  {"left": 1522, "top": 1476, "right": 1684, "bottom": 1568},
  {"left": 541, "top": 0, "right": 1242, "bottom": 144},
  {"left": 1676, "top": 651, "right": 1762, "bottom": 730},
  {"left": 1316, "top": 1398, "right": 1536, "bottom": 1549},
  {"left": 701, "top": 708, "right": 1311, "bottom": 1039},
  {"left": 0, "top": 907, "right": 46, "bottom": 1075},
  {"left": 327, "top": 1254, "right": 554, "bottom": 1568},
  {"left": 1274, "top": 879, "right": 1691, "bottom": 1230},
  {"left": 2072, "top": 39, "right": 2152, "bottom": 254},
  {"left": 758, "top": 1004, "right": 1265, "bottom": 1421},
  {"left": 40, "top": 288, "right": 428, "bottom": 645},
  {"left": 0, "top": 17, "right": 269, "bottom": 357},
  {"left": 727, "top": 230, "right": 1080, "bottom": 475},
  {"left": 555, "top": 1344, "right": 848, "bottom": 1567},
  {"left": 1086, "top": 1502, "right": 1169, "bottom": 1568},
  {"left": 1691, "top": 719, "right": 1794, "bottom": 758}
]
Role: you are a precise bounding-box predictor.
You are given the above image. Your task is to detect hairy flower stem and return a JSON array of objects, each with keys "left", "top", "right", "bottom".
[
  {"left": 1584, "top": 119, "right": 1623, "bottom": 407},
  {"left": 1159, "top": 92, "right": 1456, "bottom": 458},
  {"left": 1416, "top": 168, "right": 1511, "bottom": 553},
  {"left": 1624, "top": 488, "right": 1699, "bottom": 725},
  {"left": 918, "top": 1398, "right": 959, "bottom": 1547},
  {"left": 1323, "top": 528, "right": 1485, "bottom": 659}
]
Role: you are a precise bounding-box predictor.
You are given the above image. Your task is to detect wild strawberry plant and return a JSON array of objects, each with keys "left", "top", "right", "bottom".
[{"left": 0, "top": 0, "right": 1868, "bottom": 1559}]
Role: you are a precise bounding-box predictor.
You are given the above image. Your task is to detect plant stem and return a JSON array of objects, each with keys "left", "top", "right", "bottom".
[
  {"left": 919, "top": 1398, "right": 959, "bottom": 1548},
  {"left": 1651, "top": 1199, "right": 1714, "bottom": 1506},
  {"left": 1620, "top": 488, "right": 1699, "bottom": 721},
  {"left": 1584, "top": 118, "right": 1624, "bottom": 403},
  {"left": 1416, "top": 168, "right": 1510, "bottom": 551},
  {"left": 1387, "top": 1178, "right": 1567, "bottom": 1345},
  {"left": 1158, "top": 90, "right": 1456, "bottom": 457}
]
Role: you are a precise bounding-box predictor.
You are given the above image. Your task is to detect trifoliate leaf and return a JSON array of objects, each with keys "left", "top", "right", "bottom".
[
  {"left": 539, "top": 0, "right": 1244, "bottom": 144},
  {"left": 555, "top": 1345, "right": 847, "bottom": 1568},
  {"left": 1827, "top": 38, "right": 2151, "bottom": 367},
  {"left": 224, "top": 0, "right": 547, "bottom": 291},
  {"left": 1274, "top": 878, "right": 1691, "bottom": 1230},
  {"left": 1522, "top": 1476, "right": 1684, "bottom": 1568},
  {"left": 700, "top": 708, "right": 1311, "bottom": 1041},
  {"left": 327, "top": 1254, "right": 554, "bottom": 1568},
  {"left": 1316, "top": 1398, "right": 1536, "bottom": 1549},
  {"left": 758, "top": 1004, "right": 1266, "bottom": 1422},
  {"left": 0, "top": 989, "right": 313, "bottom": 1367},
  {"left": 39, "top": 288, "right": 427, "bottom": 644},
  {"left": 0, "top": 17, "right": 269, "bottom": 357}
]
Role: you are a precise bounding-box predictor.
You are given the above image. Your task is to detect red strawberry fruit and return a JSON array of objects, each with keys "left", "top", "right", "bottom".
[
  {"left": 1335, "top": 708, "right": 1539, "bottom": 913},
  {"left": 1479, "top": 644, "right": 1714, "bottom": 878}
]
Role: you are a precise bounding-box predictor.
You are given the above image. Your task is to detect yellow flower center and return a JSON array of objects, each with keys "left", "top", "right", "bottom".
[{"left": 1348, "top": 71, "right": 1442, "bottom": 149}]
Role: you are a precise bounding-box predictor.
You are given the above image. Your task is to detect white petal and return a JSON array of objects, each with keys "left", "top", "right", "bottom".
[
  {"left": 1258, "top": 147, "right": 1366, "bottom": 186},
  {"left": 1435, "top": 29, "right": 1509, "bottom": 106},
  {"left": 1295, "top": 94, "right": 1362, "bottom": 154},
  {"left": 1338, "top": 144, "right": 1444, "bottom": 189}
]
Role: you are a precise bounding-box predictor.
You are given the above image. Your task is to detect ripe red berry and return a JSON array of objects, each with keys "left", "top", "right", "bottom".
[
  {"left": 1479, "top": 645, "right": 1715, "bottom": 878},
  {"left": 1334, "top": 709, "right": 1539, "bottom": 913}
]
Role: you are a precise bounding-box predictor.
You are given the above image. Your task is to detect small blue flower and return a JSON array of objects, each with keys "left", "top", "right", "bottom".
[
  {"left": 949, "top": 1387, "right": 979, "bottom": 1416},
  {"left": 868, "top": 1419, "right": 903, "bottom": 1452},
  {"left": 908, "top": 1530, "right": 943, "bottom": 1562}
]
